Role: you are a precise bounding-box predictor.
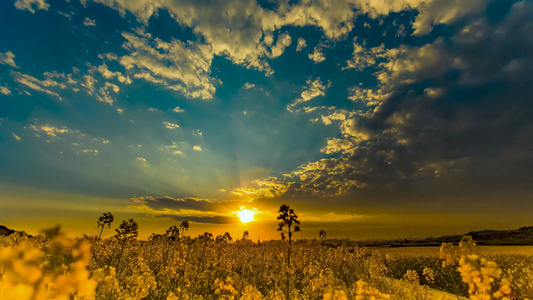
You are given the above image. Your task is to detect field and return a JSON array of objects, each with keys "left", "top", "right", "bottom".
[
  {"left": 373, "top": 245, "right": 533, "bottom": 257},
  {"left": 1, "top": 221, "right": 533, "bottom": 300}
]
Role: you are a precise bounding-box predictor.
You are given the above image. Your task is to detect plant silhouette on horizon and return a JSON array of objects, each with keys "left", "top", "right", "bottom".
[
  {"left": 113, "top": 218, "right": 138, "bottom": 271},
  {"left": 165, "top": 225, "right": 180, "bottom": 241},
  {"left": 277, "top": 204, "right": 300, "bottom": 245},
  {"left": 96, "top": 212, "right": 114, "bottom": 240},
  {"left": 180, "top": 220, "right": 189, "bottom": 238},
  {"left": 277, "top": 204, "right": 301, "bottom": 300},
  {"left": 89, "top": 212, "right": 114, "bottom": 275}
]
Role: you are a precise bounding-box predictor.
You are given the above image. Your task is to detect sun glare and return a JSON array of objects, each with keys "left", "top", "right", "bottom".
[{"left": 238, "top": 209, "right": 254, "bottom": 223}]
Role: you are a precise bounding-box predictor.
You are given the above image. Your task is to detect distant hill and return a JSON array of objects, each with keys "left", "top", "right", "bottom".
[
  {"left": 0, "top": 225, "right": 31, "bottom": 238},
  {"left": 323, "top": 225, "right": 533, "bottom": 247},
  {"left": 0, "top": 225, "right": 15, "bottom": 236}
]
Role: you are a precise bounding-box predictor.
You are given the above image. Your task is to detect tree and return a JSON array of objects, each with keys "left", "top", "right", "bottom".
[
  {"left": 242, "top": 230, "right": 249, "bottom": 241},
  {"left": 180, "top": 221, "right": 189, "bottom": 238},
  {"left": 277, "top": 204, "right": 301, "bottom": 300},
  {"left": 277, "top": 204, "right": 300, "bottom": 245}
]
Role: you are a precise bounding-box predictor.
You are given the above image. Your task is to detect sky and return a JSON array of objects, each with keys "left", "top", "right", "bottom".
[{"left": 1, "top": 0, "right": 532, "bottom": 241}]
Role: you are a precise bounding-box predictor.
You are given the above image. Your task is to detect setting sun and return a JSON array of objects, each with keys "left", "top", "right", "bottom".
[{"left": 238, "top": 209, "right": 255, "bottom": 223}]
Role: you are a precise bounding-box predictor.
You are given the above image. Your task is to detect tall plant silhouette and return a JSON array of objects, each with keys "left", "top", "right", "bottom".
[
  {"left": 114, "top": 218, "right": 138, "bottom": 271},
  {"left": 89, "top": 212, "right": 114, "bottom": 274},
  {"left": 277, "top": 204, "right": 300, "bottom": 300},
  {"left": 180, "top": 220, "right": 189, "bottom": 238},
  {"left": 96, "top": 212, "right": 114, "bottom": 240},
  {"left": 277, "top": 204, "right": 300, "bottom": 245}
]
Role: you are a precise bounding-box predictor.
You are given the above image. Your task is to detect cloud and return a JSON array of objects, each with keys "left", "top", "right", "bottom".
[
  {"left": 95, "top": 82, "right": 119, "bottom": 105},
  {"left": 12, "top": 133, "right": 21, "bottom": 141},
  {"left": 173, "top": 106, "right": 185, "bottom": 113},
  {"left": 84, "top": 17, "right": 96, "bottom": 26},
  {"left": 243, "top": 83, "right": 255, "bottom": 89},
  {"left": 81, "top": 149, "right": 99, "bottom": 155},
  {"left": 29, "top": 124, "right": 70, "bottom": 137},
  {"left": 0, "top": 86, "right": 11, "bottom": 95},
  {"left": 321, "top": 138, "right": 354, "bottom": 154},
  {"left": 343, "top": 38, "right": 385, "bottom": 71},
  {"left": 85, "top": 0, "right": 357, "bottom": 77},
  {"left": 279, "top": 0, "right": 357, "bottom": 39},
  {"left": 287, "top": 78, "right": 331, "bottom": 112},
  {"left": 0, "top": 52, "right": 19, "bottom": 68},
  {"left": 269, "top": 32, "right": 292, "bottom": 58},
  {"left": 226, "top": 2, "right": 533, "bottom": 212},
  {"left": 14, "top": 0, "right": 49, "bottom": 14},
  {"left": 97, "top": 63, "right": 128, "bottom": 83},
  {"left": 10, "top": 70, "right": 83, "bottom": 100},
  {"left": 193, "top": 145, "right": 202, "bottom": 151},
  {"left": 296, "top": 37, "right": 307, "bottom": 52},
  {"left": 308, "top": 43, "right": 326, "bottom": 63},
  {"left": 131, "top": 196, "right": 246, "bottom": 224},
  {"left": 353, "top": 0, "right": 490, "bottom": 35},
  {"left": 163, "top": 121, "right": 180, "bottom": 129},
  {"left": 160, "top": 142, "right": 184, "bottom": 155},
  {"left": 119, "top": 30, "right": 217, "bottom": 99},
  {"left": 136, "top": 156, "right": 148, "bottom": 167}
]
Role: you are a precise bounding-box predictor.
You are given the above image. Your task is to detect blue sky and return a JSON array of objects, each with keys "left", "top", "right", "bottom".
[{"left": 1, "top": 0, "right": 532, "bottom": 240}]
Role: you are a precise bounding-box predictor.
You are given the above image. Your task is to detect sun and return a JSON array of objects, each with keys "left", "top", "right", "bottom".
[{"left": 238, "top": 209, "right": 255, "bottom": 223}]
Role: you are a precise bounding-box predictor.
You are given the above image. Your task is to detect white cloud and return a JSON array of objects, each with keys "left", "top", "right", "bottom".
[
  {"left": 137, "top": 156, "right": 148, "bottom": 167},
  {"left": 296, "top": 38, "right": 307, "bottom": 52},
  {"left": 287, "top": 78, "right": 331, "bottom": 112},
  {"left": 0, "top": 86, "right": 11, "bottom": 95},
  {"left": 86, "top": 0, "right": 356, "bottom": 77},
  {"left": 0, "top": 52, "right": 19, "bottom": 68},
  {"left": 269, "top": 32, "right": 292, "bottom": 58},
  {"left": 12, "top": 133, "right": 21, "bottom": 141},
  {"left": 160, "top": 142, "right": 184, "bottom": 155},
  {"left": 29, "top": 124, "right": 70, "bottom": 137},
  {"left": 95, "top": 83, "right": 119, "bottom": 105},
  {"left": 353, "top": 0, "right": 489, "bottom": 36},
  {"left": 348, "top": 86, "right": 391, "bottom": 107},
  {"left": 173, "top": 106, "right": 185, "bottom": 113},
  {"left": 280, "top": 0, "right": 356, "bottom": 39},
  {"left": 97, "top": 63, "right": 128, "bottom": 83},
  {"left": 343, "top": 38, "right": 385, "bottom": 71},
  {"left": 163, "top": 121, "right": 180, "bottom": 129},
  {"left": 84, "top": 17, "right": 96, "bottom": 26},
  {"left": 308, "top": 43, "right": 326, "bottom": 64},
  {"left": 119, "top": 30, "right": 217, "bottom": 99},
  {"left": 193, "top": 145, "right": 202, "bottom": 151},
  {"left": 11, "top": 71, "right": 62, "bottom": 99},
  {"left": 321, "top": 138, "right": 354, "bottom": 154},
  {"left": 243, "top": 83, "right": 255, "bottom": 89},
  {"left": 81, "top": 149, "right": 99, "bottom": 155},
  {"left": 14, "top": 0, "right": 49, "bottom": 13},
  {"left": 81, "top": 74, "right": 97, "bottom": 95}
]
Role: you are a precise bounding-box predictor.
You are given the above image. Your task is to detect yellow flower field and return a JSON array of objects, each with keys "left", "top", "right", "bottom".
[{"left": 1, "top": 220, "right": 532, "bottom": 300}]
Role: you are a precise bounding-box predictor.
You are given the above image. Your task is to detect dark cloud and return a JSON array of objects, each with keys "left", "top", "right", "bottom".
[
  {"left": 156, "top": 214, "right": 238, "bottom": 224},
  {"left": 245, "top": 1, "right": 533, "bottom": 212},
  {"left": 132, "top": 196, "right": 249, "bottom": 224}
]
